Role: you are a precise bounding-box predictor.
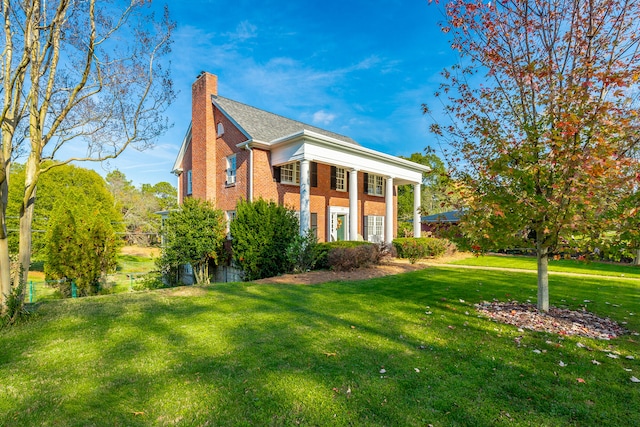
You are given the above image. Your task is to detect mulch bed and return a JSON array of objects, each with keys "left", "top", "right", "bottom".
[{"left": 475, "top": 301, "right": 629, "bottom": 340}]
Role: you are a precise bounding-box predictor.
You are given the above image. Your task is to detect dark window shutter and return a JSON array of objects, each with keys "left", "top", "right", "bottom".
[
  {"left": 311, "top": 213, "right": 318, "bottom": 237},
  {"left": 273, "top": 166, "right": 281, "bottom": 183},
  {"left": 346, "top": 171, "right": 350, "bottom": 192},
  {"left": 363, "top": 173, "right": 369, "bottom": 194},
  {"left": 330, "top": 166, "right": 337, "bottom": 190},
  {"left": 363, "top": 215, "right": 369, "bottom": 240},
  {"left": 311, "top": 162, "right": 318, "bottom": 188}
]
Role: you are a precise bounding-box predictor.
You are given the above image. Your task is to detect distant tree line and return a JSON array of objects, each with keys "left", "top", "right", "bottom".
[{"left": 105, "top": 170, "right": 178, "bottom": 246}]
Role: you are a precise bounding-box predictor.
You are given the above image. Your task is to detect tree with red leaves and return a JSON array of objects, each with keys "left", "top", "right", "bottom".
[{"left": 425, "top": 0, "right": 640, "bottom": 311}]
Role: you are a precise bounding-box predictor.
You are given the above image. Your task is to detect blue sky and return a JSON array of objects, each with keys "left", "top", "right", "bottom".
[{"left": 101, "top": 0, "right": 453, "bottom": 186}]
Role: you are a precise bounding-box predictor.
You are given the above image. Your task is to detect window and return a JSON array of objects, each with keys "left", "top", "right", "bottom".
[
  {"left": 310, "top": 213, "right": 318, "bottom": 237},
  {"left": 335, "top": 167, "right": 346, "bottom": 191},
  {"left": 217, "top": 122, "right": 225, "bottom": 136},
  {"left": 364, "top": 215, "right": 384, "bottom": 243},
  {"left": 294, "top": 212, "right": 318, "bottom": 238},
  {"left": 280, "top": 162, "right": 300, "bottom": 185},
  {"left": 367, "top": 174, "right": 384, "bottom": 196},
  {"left": 186, "top": 170, "right": 193, "bottom": 195},
  {"left": 226, "top": 154, "right": 236, "bottom": 185}
]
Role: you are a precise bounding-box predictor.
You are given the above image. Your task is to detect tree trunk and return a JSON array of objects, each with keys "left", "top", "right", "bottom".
[
  {"left": 15, "top": 154, "right": 38, "bottom": 295},
  {"left": 15, "top": 192, "right": 35, "bottom": 292},
  {"left": 194, "top": 262, "right": 210, "bottom": 285},
  {"left": 0, "top": 236, "right": 10, "bottom": 307},
  {"left": 634, "top": 249, "right": 640, "bottom": 266},
  {"left": 0, "top": 176, "right": 11, "bottom": 306},
  {"left": 536, "top": 241, "right": 549, "bottom": 312}
]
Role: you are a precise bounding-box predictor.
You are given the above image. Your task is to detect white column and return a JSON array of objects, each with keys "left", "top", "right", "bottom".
[
  {"left": 349, "top": 169, "right": 358, "bottom": 240},
  {"left": 385, "top": 176, "right": 394, "bottom": 243},
  {"left": 413, "top": 183, "right": 421, "bottom": 238},
  {"left": 299, "top": 160, "right": 311, "bottom": 236}
]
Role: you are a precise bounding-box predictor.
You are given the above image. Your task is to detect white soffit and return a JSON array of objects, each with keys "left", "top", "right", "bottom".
[{"left": 268, "top": 130, "right": 428, "bottom": 185}]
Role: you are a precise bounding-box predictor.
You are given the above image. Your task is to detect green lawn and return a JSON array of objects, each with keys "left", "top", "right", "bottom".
[
  {"left": 26, "top": 253, "right": 157, "bottom": 301},
  {"left": 1, "top": 266, "right": 638, "bottom": 426},
  {"left": 452, "top": 254, "right": 640, "bottom": 279}
]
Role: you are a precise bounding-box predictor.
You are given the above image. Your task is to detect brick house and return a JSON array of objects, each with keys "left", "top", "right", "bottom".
[{"left": 172, "top": 72, "right": 429, "bottom": 243}]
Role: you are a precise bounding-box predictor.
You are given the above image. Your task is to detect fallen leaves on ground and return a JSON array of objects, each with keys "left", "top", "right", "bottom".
[{"left": 475, "top": 301, "right": 628, "bottom": 339}]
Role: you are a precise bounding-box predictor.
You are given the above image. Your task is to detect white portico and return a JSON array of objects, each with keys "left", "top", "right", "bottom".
[{"left": 258, "top": 129, "right": 428, "bottom": 242}]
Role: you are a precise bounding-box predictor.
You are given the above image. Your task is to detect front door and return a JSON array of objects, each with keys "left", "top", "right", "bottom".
[
  {"left": 336, "top": 214, "right": 347, "bottom": 241},
  {"left": 328, "top": 206, "right": 350, "bottom": 242}
]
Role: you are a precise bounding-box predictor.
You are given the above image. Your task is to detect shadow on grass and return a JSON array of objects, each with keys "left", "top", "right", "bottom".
[{"left": 0, "top": 267, "right": 638, "bottom": 426}]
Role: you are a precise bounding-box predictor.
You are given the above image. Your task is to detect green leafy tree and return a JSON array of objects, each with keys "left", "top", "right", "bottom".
[
  {"left": 159, "top": 198, "right": 227, "bottom": 285},
  {"left": 426, "top": 0, "right": 640, "bottom": 311},
  {"left": 7, "top": 164, "right": 122, "bottom": 260},
  {"left": 107, "top": 170, "right": 177, "bottom": 246},
  {"left": 398, "top": 149, "right": 456, "bottom": 223},
  {"left": 45, "top": 200, "right": 120, "bottom": 297},
  {"left": 230, "top": 199, "right": 299, "bottom": 281},
  {"left": 0, "top": 0, "right": 174, "bottom": 306}
]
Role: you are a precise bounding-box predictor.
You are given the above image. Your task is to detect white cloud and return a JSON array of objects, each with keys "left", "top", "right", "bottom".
[
  {"left": 225, "top": 20, "right": 258, "bottom": 41},
  {"left": 312, "top": 110, "right": 336, "bottom": 126}
]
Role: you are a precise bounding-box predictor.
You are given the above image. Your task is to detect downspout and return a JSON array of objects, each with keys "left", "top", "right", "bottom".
[{"left": 244, "top": 144, "right": 253, "bottom": 201}]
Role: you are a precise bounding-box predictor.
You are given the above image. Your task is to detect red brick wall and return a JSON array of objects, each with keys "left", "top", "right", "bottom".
[
  {"left": 180, "top": 72, "right": 398, "bottom": 241},
  {"left": 214, "top": 106, "right": 249, "bottom": 211},
  {"left": 241, "top": 159, "right": 392, "bottom": 242},
  {"left": 190, "top": 72, "right": 218, "bottom": 202}
]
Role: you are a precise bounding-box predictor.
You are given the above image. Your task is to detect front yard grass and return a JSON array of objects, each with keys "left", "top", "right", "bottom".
[
  {"left": 0, "top": 265, "right": 638, "bottom": 426},
  {"left": 452, "top": 254, "right": 640, "bottom": 279}
]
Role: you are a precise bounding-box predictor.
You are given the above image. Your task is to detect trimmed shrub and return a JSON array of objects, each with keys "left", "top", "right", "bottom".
[
  {"left": 230, "top": 198, "right": 299, "bottom": 281},
  {"left": 393, "top": 237, "right": 452, "bottom": 264},
  {"left": 45, "top": 202, "right": 120, "bottom": 297},
  {"left": 327, "top": 244, "right": 380, "bottom": 271},
  {"left": 316, "top": 241, "right": 372, "bottom": 270},
  {"left": 158, "top": 198, "right": 227, "bottom": 286}
]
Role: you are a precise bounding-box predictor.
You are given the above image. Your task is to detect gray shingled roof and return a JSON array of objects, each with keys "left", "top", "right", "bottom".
[
  {"left": 213, "top": 95, "right": 359, "bottom": 145},
  {"left": 421, "top": 210, "right": 462, "bottom": 223}
]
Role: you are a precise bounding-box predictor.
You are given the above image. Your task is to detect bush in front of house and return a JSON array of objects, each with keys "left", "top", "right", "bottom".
[
  {"left": 314, "top": 241, "right": 384, "bottom": 271},
  {"left": 392, "top": 237, "right": 452, "bottom": 264},
  {"left": 230, "top": 198, "right": 299, "bottom": 281},
  {"left": 286, "top": 229, "right": 320, "bottom": 273},
  {"left": 157, "top": 198, "right": 227, "bottom": 286}
]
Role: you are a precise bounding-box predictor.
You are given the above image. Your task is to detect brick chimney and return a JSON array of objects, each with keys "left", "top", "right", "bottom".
[{"left": 191, "top": 72, "right": 218, "bottom": 201}]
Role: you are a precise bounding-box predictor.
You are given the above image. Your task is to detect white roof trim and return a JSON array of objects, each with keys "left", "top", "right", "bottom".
[
  {"left": 270, "top": 129, "right": 431, "bottom": 174},
  {"left": 172, "top": 123, "right": 192, "bottom": 174}
]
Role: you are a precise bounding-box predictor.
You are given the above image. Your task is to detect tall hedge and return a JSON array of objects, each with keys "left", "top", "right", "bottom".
[
  {"left": 230, "top": 199, "right": 298, "bottom": 280},
  {"left": 45, "top": 201, "right": 120, "bottom": 296},
  {"left": 158, "top": 198, "right": 227, "bottom": 285}
]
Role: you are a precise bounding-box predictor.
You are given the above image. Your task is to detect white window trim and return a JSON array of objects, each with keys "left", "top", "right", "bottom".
[
  {"left": 186, "top": 170, "right": 193, "bottom": 195},
  {"left": 281, "top": 162, "right": 300, "bottom": 185},
  {"left": 335, "top": 167, "right": 347, "bottom": 192},
  {"left": 366, "top": 215, "right": 384, "bottom": 243},
  {"left": 226, "top": 154, "right": 236, "bottom": 185},
  {"left": 368, "top": 174, "right": 385, "bottom": 197}
]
